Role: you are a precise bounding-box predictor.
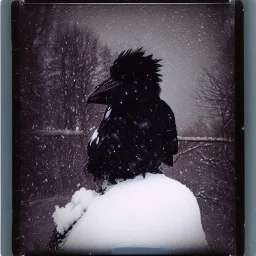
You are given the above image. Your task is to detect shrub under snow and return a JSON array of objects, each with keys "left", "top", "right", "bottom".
[{"left": 53, "top": 173, "right": 208, "bottom": 253}]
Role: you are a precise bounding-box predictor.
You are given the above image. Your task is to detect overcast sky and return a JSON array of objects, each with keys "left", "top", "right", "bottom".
[{"left": 63, "top": 4, "right": 234, "bottom": 132}]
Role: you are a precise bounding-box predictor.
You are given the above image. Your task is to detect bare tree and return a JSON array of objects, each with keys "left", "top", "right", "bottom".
[
  {"left": 196, "top": 10, "right": 235, "bottom": 139},
  {"left": 197, "top": 67, "right": 235, "bottom": 139},
  {"left": 39, "top": 22, "right": 113, "bottom": 132}
]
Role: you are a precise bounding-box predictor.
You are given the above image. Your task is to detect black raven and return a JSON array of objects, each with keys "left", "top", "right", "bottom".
[{"left": 86, "top": 48, "right": 178, "bottom": 184}]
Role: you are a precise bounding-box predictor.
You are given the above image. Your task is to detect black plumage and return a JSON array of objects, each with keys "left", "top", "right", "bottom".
[{"left": 86, "top": 48, "right": 178, "bottom": 184}]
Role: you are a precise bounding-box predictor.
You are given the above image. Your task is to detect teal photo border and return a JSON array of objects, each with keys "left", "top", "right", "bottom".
[{"left": 1, "top": 0, "right": 12, "bottom": 255}]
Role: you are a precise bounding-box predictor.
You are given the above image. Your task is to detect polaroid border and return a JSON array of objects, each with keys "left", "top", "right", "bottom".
[{"left": 9, "top": 1, "right": 245, "bottom": 255}]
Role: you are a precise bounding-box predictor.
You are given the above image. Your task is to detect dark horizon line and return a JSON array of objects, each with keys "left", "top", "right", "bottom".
[{"left": 17, "top": 0, "right": 232, "bottom": 5}]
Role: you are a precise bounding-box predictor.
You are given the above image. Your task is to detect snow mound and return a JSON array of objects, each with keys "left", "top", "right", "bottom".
[
  {"left": 52, "top": 188, "right": 98, "bottom": 234},
  {"left": 54, "top": 173, "right": 207, "bottom": 253}
]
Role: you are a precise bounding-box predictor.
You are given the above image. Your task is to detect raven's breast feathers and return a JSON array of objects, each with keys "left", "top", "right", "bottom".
[{"left": 87, "top": 99, "right": 178, "bottom": 183}]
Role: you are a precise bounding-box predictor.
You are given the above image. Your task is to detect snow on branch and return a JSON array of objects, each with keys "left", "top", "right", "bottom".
[
  {"left": 32, "top": 130, "right": 84, "bottom": 136},
  {"left": 178, "top": 136, "right": 233, "bottom": 143},
  {"left": 174, "top": 143, "right": 212, "bottom": 163},
  {"left": 31, "top": 131, "right": 234, "bottom": 145}
]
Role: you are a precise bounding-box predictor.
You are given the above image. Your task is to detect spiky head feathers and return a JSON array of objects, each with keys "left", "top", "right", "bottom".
[
  {"left": 110, "top": 48, "right": 163, "bottom": 96},
  {"left": 87, "top": 48, "right": 163, "bottom": 106}
]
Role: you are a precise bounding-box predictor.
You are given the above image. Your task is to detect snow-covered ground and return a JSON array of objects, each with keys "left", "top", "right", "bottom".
[{"left": 53, "top": 173, "right": 208, "bottom": 254}]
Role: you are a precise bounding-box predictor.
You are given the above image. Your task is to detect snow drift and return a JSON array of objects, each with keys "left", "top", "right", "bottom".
[
  {"left": 53, "top": 188, "right": 98, "bottom": 234},
  {"left": 53, "top": 173, "right": 208, "bottom": 254}
]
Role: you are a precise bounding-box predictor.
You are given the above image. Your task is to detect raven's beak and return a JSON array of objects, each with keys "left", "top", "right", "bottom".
[{"left": 87, "top": 78, "right": 121, "bottom": 104}]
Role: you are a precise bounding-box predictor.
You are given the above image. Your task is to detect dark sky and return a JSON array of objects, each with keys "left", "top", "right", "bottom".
[{"left": 65, "top": 4, "right": 234, "bottom": 132}]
